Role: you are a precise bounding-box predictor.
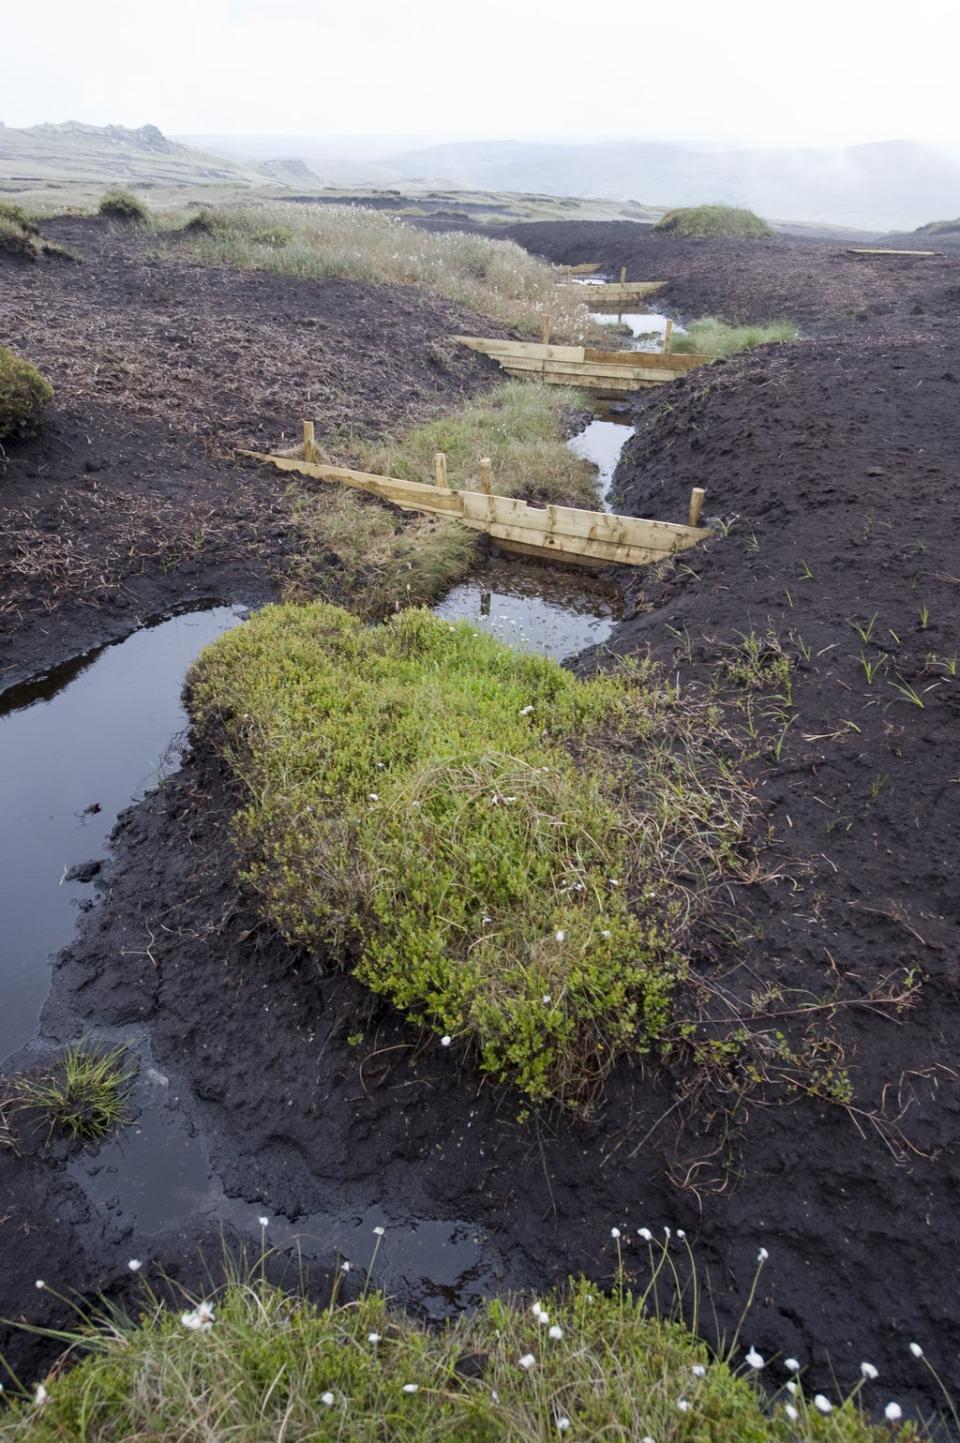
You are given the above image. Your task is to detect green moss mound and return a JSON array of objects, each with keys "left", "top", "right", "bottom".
[
  {"left": 189, "top": 604, "right": 753, "bottom": 1104},
  {"left": 98, "top": 189, "right": 148, "bottom": 222},
  {"left": 4, "top": 1279, "right": 916, "bottom": 1441},
  {"left": 0, "top": 345, "right": 54, "bottom": 442},
  {"left": 655, "top": 205, "right": 773, "bottom": 239}
]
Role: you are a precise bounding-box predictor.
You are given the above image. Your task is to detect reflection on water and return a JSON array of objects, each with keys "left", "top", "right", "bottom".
[{"left": 434, "top": 559, "right": 619, "bottom": 661}]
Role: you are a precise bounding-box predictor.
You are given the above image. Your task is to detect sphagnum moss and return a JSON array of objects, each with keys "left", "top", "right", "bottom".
[{"left": 188, "top": 604, "right": 755, "bottom": 1104}]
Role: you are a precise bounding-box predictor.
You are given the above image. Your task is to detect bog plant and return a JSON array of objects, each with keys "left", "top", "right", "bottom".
[
  {"left": 655, "top": 204, "right": 773, "bottom": 238},
  {"left": 3, "top": 1245, "right": 929, "bottom": 1440},
  {"left": 0, "top": 345, "right": 54, "bottom": 442},
  {"left": 188, "top": 604, "right": 755, "bottom": 1103},
  {"left": 6, "top": 1043, "right": 131, "bottom": 1142},
  {"left": 671, "top": 316, "right": 797, "bottom": 358}
]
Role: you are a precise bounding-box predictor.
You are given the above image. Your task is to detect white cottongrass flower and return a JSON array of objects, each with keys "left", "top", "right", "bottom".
[
  {"left": 691, "top": 1364, "right": 706, "bottom": 1377},
  {"left": 557, "top": 1419, "right": 571, "bottom": 1432},
  {"left": 555, "top": 930, "right": 566, "bottom": 943},
  {"left": 518, "top": 1354, "right": 536, "bottom": 1371},
  {"left": 373, "top": 1225, "right": 385, "bottom": 1236},
  {"left": 785, "top": 1403, "right": 798, "bottom": 1422},
  {"left": 181, "top": 1301, "right": 215, "bottom": 1332},
  {"left": 542, "top": 994, "right": 552, "bottom": 1004},
  {"left": 340, "top": 1261, "right": 350, "bottom": 1273},
  {"left": 861, "top": 1361, "right": 879, "bottom": 1380},
  {"left": 35, "top": 1280, "right": 45, "bottom": 1290},
  {"left": 663, "top": 1227, "right": 671, "bottom": 1240},
  {"left": 440, "top": 1035, "right": 452, "bottom": 1047},
  {"left": 548, "top": 1325, "right": 563, "bottom": 1340},
  {"left": 745, "top": 1347, "right": 764, "bottom": 1370},
  {"left": 909, "top": 1342, "right": 923, "bottom": 1358},
  {"left": 677, "top": 1398, "right": 691, "bottom": 1412},
  {"left": 35, "top": 1385, "right": 49, "bottom": 1407},
  {"left": 536, "top": 1310, "right": 550, "bottom": 1326},
  {"left": 601, "top": 929, "right": 611, "bottom": 938},
  {"left": 785, "top": 1358, "right": 800, "bottom": 1373},
  {"left": 321, "top": 1391, "right": 335, "bottom": 1405},
  {"left": 786, "top": 1381, "right": 798, "bottom": 1396},
  {"left": 128, "top": 1259, "right": 142, "bottom": 1272},
  {"left": 368, "top": 793, "right": 379, "bottom": 802},
  {"left": 532, "top": 1301, "right": 546, "bottom": 1319},
  {"left": 258, "top": 1216, "right": 268, "bottom": 1228},
  {"left": 637, "top": 1227, "right": 653, "bottom": 1242},
  {"left": 885, "top": 1402, "right": 903, "bottom": 1422},
  {"left": 402, "top": 1383, "right": 419, "bottom": 1394},
  {"left": 368, "top": 1332, "right": 381, "bottom": 1344},
  {"left": 677, "top": 1229, "right": 686, "bottom": 1239},
  {"left": 610, "top": 1227, "right": 621, "bottom": 1239},
  {"left": 814, "top": 1394, "right": 832, "bottom": 1413},
  {"left": 757, "top": 1247, "right": 769, "bottom": 1262},
  {"left": 520, "top": 705, "right": 534, "bottom": 715}
]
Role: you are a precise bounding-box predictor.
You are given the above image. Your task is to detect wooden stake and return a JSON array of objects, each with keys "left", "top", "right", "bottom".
[
  {"left": 479, "top": 457, "right": 492, "bottom": 495},
  {"left": 303, "top": 420, "right": 316, "bottom": 463},
  {"left": 620, "top": 265, "right": 627, "bottom": 283},
  {"left": 434, "top": 451, "right": 449, "bottom": 489},
  {"left": 688, "top": 487, "right": 706, "bottom": 527},
  {"left": 541, "top": 315, "right": 552, "bottom": 345},
  {"left": 663, "top": 319, "right": 673, "bottom": 353}
]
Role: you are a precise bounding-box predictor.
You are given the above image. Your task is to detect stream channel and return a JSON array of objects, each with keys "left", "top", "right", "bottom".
[{"left": 0, "top": 310, "right": 662, "bottom": 1312}]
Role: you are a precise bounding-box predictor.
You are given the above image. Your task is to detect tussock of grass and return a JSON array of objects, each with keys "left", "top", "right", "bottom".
[
  {"left": 0, "top": 344, "right": 54, "bottom": 442},
  {"left": 6, "top": 1043, "right": 131, "bottom": 1142},
  {"left": 655, "top": 205, "right": 773, "bottom": 239},
  {"left": 189, "top": 605, "right": 755, "bottom": 1104},
  {"left": 98, "top": 189, "right": 148, "bottom": 222},
  {"left": 165, "top": 204, "right": 599, "bottom": 338},
  {"left": 0, "top": 200, "right": 39, "bottom": 234},
  {"left": 671, "top": 316, "right": 797, "bottom": 359},
  {"left": 285, "top": 382, "right": 596, "bottom": 620},
  {"left": 4, "top": 1275, "right": 918, "bottom": 1441}
]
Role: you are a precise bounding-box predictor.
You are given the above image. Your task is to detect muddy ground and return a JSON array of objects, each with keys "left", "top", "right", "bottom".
[
  {"left": 2, "top": 217, "right": 960, "bottom": 1419},
  {"left": 0, "top": 217, "right": 504, "bottom": 687},
  {"left": 496, "top": 219, "right": 960, "bottom": 339}
]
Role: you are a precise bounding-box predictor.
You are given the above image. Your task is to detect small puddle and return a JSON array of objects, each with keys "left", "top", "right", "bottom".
[
  {"left": 433, "top": 558, "right": 620, "bottom": 660},
  {"left": 0, "top": 604, "right": 244, "bottom": 1062}
]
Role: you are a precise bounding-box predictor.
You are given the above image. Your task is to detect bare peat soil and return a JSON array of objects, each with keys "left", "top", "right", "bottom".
[
  {"left": 500, "top": 219, "right": 960, "bottom": 337},
  {"left": 0, "top": 217, "right": 502, "bottom": 687}
]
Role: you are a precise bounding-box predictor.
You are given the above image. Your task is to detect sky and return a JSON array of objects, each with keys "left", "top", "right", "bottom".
[{"left": 4, "top": 0, "right": 960, "bottom": 151}]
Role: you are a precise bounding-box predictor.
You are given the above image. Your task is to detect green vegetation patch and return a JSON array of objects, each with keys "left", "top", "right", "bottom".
[
  {"left": 5, "top": 1278, "right": 916, "bottom": 1441},
  {"left": 98, "top": 189, "right": 148, "bottom": 222},
  {"left": 672, "top": 316, "right": 797, "bottom": 359},
  {"left": 0, "top": 344, "right": 54, "bottom": 442},
  {"left": 286, "top": 382, "right": 595, "bottom": 620},
  {"left": 189, "top": 604, "right": 754, "bottom": 1103},
  {"left": 5, "top": 1043, "right": 132, "bottom": 1142},
  {"left": 655, "top": 205, "right": 773, "bottom": 239},
  {"left": 164, "top": 203, "right": 601, "bottom": 339}
]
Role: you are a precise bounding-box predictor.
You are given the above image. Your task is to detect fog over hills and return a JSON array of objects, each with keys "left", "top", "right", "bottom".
[{"left": 182, "top": 134, "right": 960, "bottom": 232}]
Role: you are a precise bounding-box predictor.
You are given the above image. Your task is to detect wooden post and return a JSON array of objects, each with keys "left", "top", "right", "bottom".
[
  {"left": 663, "top": 319, "right": 674, "bottom": 353},
  {"left": 303, "top": 420, "right": 316, "bottom": 463},
  {"left": 434, "top": 451, "right": 449, "bottom": 489},
  {"left": 479, "top": 457, "right": 492, "bottom": 495},
  {"left": 688, "top": 487, "right": 706, "bottom": 527},
  {"left": 620, "top": 265, "right": 627, "bottom": 283},
  {"left": 541, "top": 315, "right": 552, "bottom": 345}
]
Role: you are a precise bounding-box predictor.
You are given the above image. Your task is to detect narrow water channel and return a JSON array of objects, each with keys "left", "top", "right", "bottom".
[{"left": 0, "top": 409, "right": 636, "bottom": 1312}]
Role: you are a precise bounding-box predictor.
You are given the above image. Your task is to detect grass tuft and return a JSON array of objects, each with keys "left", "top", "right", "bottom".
[
  {"left": 163, "top": 203, "right": 601, "bottom": 338},
  {"left": 655, "top": 205, "right": 773, "bottom": 239},
  {"left": 6, "top": 1043, "right": 132, "bottom": 1142},
  {"left": 98, "top": 189, "right": 148, "bottom": 222},
  {"left": 671, "top": 316, "right": 797, "bottom": 359},
  {"left": 3, "top": 1271, "right": 922, "bottom": 1441},
  {"left": 188, "top": 606, "right": 755, "bottom": 1104}
]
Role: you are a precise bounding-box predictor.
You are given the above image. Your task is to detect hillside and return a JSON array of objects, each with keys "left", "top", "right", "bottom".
[{"left": 0, "top": 120, "right": 288, "bottom": 206}]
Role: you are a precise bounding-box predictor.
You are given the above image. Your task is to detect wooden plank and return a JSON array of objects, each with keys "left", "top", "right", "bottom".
[
  {"left": 461, "top": 491, "right": 708, "bottom": 551},
  {"left": 464, "top": 518, "right": 684, "bottom": 567},
  {"left": 489, "top": 536, "right": 611, "bottom": 568},
  {"left": 239, "top": 450, "right": 466, "bottom": 515},
  {"left": 498, "top": 356, "right": 693, "bottom": 384},
  {"left": 846, "top": 247, "right": 939, "bottom": 257},
  {"left": 558, "top": 281, "right": 666, "bottom": 302},
  {"left": 583, "top": 347, "right": 702, "bottom": 370},
  {"left": 303, "top": 420, "right": 316, "bottom": 463},
  {"left": 455, "top": 335, "right": 586, "bottom": 363},
  {"left": 688, "top": 487, "right": 706, "bottom": 527},
  {"left": 558, "top": 262, "right": 602, "bottom": 276}
]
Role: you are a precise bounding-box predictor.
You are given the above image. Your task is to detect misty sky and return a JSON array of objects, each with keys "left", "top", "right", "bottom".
[{"left": 5, "top": 0, "right": 960, "bottom": 150}]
